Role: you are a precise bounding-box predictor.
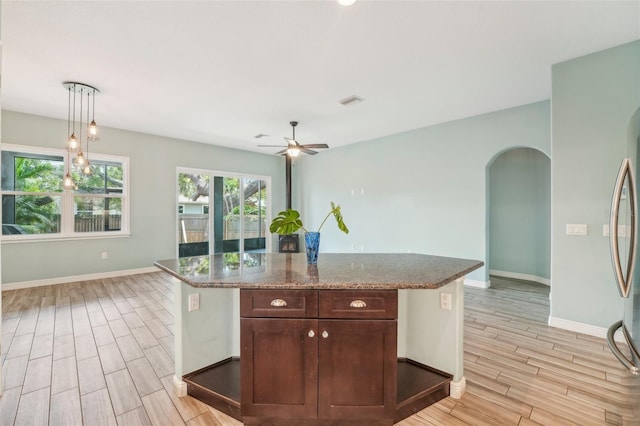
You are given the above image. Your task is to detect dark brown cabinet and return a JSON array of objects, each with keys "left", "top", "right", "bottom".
[
  {"left": 240, "top": 318, "right": 318, "bottom": 419},
  {"left": 317, "top": 319, "right": 397, "bottom": 421},
  {"left": 240, "top": 289, "right": 397, "bottom": 425}
]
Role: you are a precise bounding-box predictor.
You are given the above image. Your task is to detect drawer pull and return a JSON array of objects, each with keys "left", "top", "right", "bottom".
[
  {"left": 308, "top": 330, "right": 315, "bottom": 338},
  {"left": 270, "top": 299, "right": 287, "bottom": 307},
  {"left": 322, "top": 331, "right": 329, "bottom": 338},
  {"left": 350, "top": 300, "right": 367, "bottom": 308}
]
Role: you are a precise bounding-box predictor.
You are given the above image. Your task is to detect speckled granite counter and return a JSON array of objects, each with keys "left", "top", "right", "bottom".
[{"left": 154, "top": 252, "right": 483, "bottom": 289}]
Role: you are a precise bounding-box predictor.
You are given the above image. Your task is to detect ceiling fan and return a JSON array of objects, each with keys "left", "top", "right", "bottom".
[{"left": 259, "top": 121, "right": 329, "bottom": 156}]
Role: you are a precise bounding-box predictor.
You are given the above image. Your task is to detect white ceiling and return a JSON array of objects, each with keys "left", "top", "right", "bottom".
[{"left": 2, "top": 1, "right": 639, "bottom": 155}]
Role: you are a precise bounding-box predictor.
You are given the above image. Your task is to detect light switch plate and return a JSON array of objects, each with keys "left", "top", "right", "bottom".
[{"left": 566, "top": 224, "right": 587, "bottom": 236}]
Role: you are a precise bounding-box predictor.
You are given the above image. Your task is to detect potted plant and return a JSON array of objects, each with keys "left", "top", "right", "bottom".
[{"left": 270, "top": 202, "right": 349, "bottom": 264}]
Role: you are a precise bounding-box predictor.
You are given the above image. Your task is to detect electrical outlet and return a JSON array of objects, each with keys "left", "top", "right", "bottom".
[
  {"left": 101, "top": 251, "right": 108, "bottom": 259},
  {"left": 188, "top": 293, "right": 200, "bottom": 312},
  {"left": 440, "top": 293, "right": 452, "bottom": 310}
]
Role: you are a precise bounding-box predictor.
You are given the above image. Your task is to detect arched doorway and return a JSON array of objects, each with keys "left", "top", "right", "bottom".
[{"left": 488, "top": 148, "right": 551, "bottom": 287}]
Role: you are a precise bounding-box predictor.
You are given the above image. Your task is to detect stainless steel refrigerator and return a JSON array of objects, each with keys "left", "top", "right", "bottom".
[{"left": 607, "top": 157, "right": 640, "bottom": 423}]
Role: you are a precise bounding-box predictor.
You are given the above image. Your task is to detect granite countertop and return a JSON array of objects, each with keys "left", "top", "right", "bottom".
[{"left": 154, "top": 253, "right": 483, "bottom": 290}]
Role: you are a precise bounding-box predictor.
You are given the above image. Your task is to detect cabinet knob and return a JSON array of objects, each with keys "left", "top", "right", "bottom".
[
  {"left": 322, "top": 331, "right": 329, "bottom": 338},
  {"left": 350, "top": 300, "right": 367, "bottom": 308},
  {"left": 308, "top": 330, "right": 315, "bottom": 338},
  {"left": 270, "top": 299, "right": 287, "bottom": 307}
]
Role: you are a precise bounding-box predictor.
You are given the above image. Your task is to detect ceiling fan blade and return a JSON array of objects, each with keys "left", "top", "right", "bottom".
[
  {"left": 300, "top": 143, "right": 329, "bottom": 149},
  {"left": 300, "top": 147, "right": 318, "bottom": 155},
  {"left": 258, "top": 144, "right": 287, "bottom": 148},
  {"left": 274, "top": 149, "right": 288, "bottom": 155}
]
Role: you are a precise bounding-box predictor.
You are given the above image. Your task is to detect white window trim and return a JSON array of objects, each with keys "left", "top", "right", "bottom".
[{"left": 1, "top": 143, "right": 131, "bottom": 243}]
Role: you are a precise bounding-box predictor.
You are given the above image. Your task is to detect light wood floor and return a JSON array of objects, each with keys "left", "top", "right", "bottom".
[{"left": 1, "top": 273, "right": 639, "bottom": 425}]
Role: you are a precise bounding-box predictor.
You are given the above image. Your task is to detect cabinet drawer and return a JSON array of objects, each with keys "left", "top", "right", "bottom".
[
  {"left": 319, "top": 290, "right": 397, "bottom": 319},
  {"left": 240, "top": 290, "right": 318, "bottom": 318}
]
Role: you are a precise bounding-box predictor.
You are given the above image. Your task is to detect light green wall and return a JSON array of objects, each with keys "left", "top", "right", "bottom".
[
  {"left": 176, "top": 285, "right": 237, "bottom": 377},
  {"left": 1, "top": 110, "right": 285, "bottom": 284},
  {"left": 489, "top": 148, "right": 551, "bottom": 279},
  {"left": 551, "top": 40, "right": 640, "bottom": 328},
  {"left": 294, "top": 101, "right": 550, "bottom": 284},
  {"left": 400, "top": 279, "right": 465, "bottom": 381}
]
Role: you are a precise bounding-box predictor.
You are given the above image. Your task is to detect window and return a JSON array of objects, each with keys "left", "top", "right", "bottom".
[
  {"left": 1, "top": 144, "right": 129, "bottom": 240},
  {"left": 177, "top": 168, "right": 270, "bottom": 257}
]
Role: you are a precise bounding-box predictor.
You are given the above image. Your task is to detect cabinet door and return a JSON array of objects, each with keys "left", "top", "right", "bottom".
[
  {"left": 318, "top": 319, "right": 397, "bottom": 420},
  {"left": 240, "top": 318, "right": 318, "bottom": 418}
]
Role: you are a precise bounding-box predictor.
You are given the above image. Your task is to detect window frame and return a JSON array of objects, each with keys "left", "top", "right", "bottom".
[{"left": 1, "top": 143, "right": 131, "bottom": 242}]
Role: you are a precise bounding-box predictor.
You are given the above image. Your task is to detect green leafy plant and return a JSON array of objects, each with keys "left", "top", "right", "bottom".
[{"left": 270, "top": 202, "right": 349, "bottom": 235}]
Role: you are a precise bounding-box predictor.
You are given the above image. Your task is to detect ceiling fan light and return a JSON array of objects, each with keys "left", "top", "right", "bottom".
[{"left": 287, "top": 147, "right": 300, "bottom": 157}]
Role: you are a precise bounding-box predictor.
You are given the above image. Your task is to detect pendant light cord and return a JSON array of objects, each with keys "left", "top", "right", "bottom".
[
  {"left": 79, "top": 87, "right": 83, "bottom": 146},
  {"left": 67, "top": 86, "right": 71, "bottom": 136}
]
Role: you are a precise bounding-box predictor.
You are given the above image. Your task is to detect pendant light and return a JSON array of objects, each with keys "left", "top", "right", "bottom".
[
  {"left": 88, "top": 89, "right": 99, "bottom": 142},
  {"left": 83, "top": 88, "right": 92, "bottom": 175},
  {"left": 62, "top": 82, "right": 100, "bottom": 188},
  {"left": 63, "top": 85, "right": 76, "bottom": 189},
  {"left": 66, "top": 87, "right": 78, "bottom": 152},
  {"left": 75, "top": 86, "right": 86, "bottom": 169}
]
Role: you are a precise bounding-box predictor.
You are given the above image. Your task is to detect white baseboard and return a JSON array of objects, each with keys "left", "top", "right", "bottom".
[
  {"left": 490, "top": 269, "right": 550, "bottom": 286},
  {"left": 1, "top": 266, "right": 160, "bottom": 291},
  {"left": 449, "top": 376, "right": 466, "bottom": 399},
  {"left": 172, "top": 375, "right": 187, "bottom": 397},
  {"left": 464, "top": 279, "right": 491, "bottom": 289},
  {"left": 548, "top": 316, "right": 625, "bottom": 342}
]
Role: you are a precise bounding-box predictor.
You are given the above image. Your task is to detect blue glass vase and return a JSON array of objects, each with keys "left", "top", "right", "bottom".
[{"left": 305, "top": 232, "right": 320, "bottom": 265}]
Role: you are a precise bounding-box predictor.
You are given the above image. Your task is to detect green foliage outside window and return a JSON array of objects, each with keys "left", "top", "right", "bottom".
[{"left": 10, "top": 157, "right": 63, "bottom": 233}]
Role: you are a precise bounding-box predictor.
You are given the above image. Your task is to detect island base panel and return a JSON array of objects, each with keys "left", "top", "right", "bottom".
[
  {"left": 395, "top": 358, "right": 452, "bottom": 421},
  {"left": 184, "top": 357, "right": 451, "bottom": 424},
  {"left": 183, "top": 357, "right": 242, "bottom": 421}
]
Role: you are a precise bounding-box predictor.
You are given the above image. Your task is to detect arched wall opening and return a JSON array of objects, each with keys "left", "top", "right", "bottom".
[{"left": 487, "top": 147, "right": 551, "bottom": 286}]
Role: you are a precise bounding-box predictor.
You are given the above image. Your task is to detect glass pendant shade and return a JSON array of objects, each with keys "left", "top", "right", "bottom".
[
  {"left": 76, "top": 150, "right": 86, "bottom": 167},
  {"left": 89, "top": 120, "right": 97, "bottom": 136},
  {"left": 63, "top": 172, "right": 75, "bottom": 189},
  {"left": 67, "top": 133, "right": 78, "bottom": 152},
  {"left": 83, "top": 161, "right": 92, "bottom": 175}
]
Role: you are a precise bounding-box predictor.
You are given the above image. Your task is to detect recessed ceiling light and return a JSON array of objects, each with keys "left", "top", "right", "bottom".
[
  {"left": 339, "top": 95, "right": 364, "bottom": 106},
  {"left": 337, "top": 0, "right": 357, "bottom": 5}
]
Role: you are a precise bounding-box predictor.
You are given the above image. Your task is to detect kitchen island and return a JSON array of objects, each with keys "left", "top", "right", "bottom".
[{"left": 155, "top": 253, "right": 483, "bottom": 425}]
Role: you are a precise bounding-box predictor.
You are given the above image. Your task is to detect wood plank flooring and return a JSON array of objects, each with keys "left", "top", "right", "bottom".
[{"left": 2, "top": 273, "right": 639, "bottom": 425}]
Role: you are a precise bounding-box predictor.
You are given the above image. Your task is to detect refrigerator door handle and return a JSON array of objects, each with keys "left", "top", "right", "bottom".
[
  {"left": 607, "top": 320, "right": 639, "bottom": 374},
  {"left": 610, "top": 158, "right": 637, "bottom": 298}
]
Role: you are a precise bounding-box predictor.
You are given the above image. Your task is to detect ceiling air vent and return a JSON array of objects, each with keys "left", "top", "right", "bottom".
[
  {"left": 339, "top": 95, "right": 364, "bottom": 107},
  {"left": 254, "top": 133, "right": 269, "bottom": 139}
]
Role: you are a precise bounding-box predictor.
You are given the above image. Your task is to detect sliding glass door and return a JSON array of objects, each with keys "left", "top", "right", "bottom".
[{"left": 177, "top": 169, "right": 270, "bottom": 258}]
